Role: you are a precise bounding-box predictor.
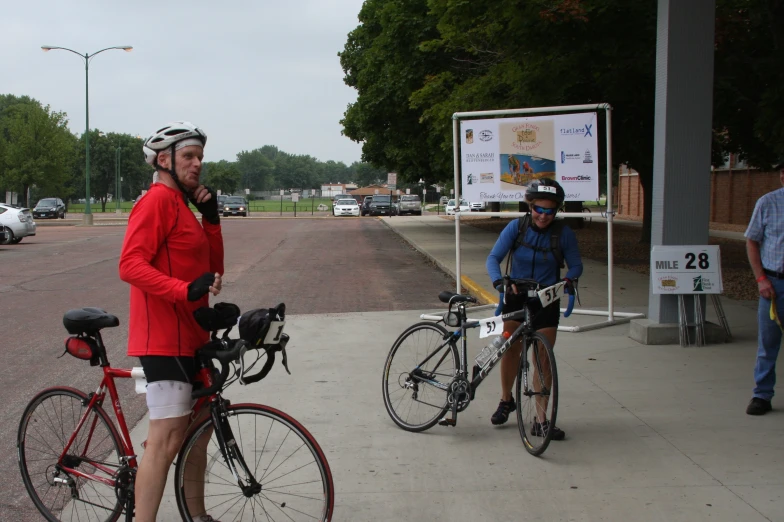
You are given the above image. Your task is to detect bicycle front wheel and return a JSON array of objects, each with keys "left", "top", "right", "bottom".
[
  {"left": 174, "top": 403, "right": 334, "bottom": 522},
  {"left": 515, "top": 332, "right": 559, "bottom": 456},
  {"left": 17, "top": 387, "right": 125, "bottom": 522},
  {"left": 382, "top": 321, "right": 458, "bottom": 432}
]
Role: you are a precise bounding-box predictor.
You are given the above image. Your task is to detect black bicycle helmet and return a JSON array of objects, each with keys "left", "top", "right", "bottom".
[{"left": 524, "top": 178, "right": 565, "bottom": 205}]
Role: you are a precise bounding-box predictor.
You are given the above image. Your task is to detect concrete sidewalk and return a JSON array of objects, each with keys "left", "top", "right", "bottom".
[{"left": 142, "top": 215, "right": 782, "bottom": 521}]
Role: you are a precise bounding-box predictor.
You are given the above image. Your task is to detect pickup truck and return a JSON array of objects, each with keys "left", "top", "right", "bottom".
[{"left": 397, "top": 195, "right": 422, "bottom": 215}]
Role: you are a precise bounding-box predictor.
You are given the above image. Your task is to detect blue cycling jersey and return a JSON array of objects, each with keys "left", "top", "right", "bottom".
[{"left": 486, "top": 218, "right": 583, "bottom": 287}]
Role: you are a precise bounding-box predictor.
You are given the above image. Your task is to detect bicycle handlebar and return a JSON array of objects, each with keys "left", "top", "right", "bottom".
[
  {"left": 564, "top": 291, "right": 576, "bottom": 318},
  {"left": 191, "top": 334, "right": 292, "bottom": 399},
  {"left": 192, "top": 339, "right": 245, "bottom": 399}
]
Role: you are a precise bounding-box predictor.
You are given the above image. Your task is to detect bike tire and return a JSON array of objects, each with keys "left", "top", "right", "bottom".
[
  {"left": 382, "top": 321, "right": 458, "bottom": 432},
  {"left": 174, "top": 403, "right": 334, "bottom": 522},
  {"left": 515, "top": 332, "right": 559, "bottom": 456},
  {"left": 17, "top": 387, "right": 125, "bottom": 522}
]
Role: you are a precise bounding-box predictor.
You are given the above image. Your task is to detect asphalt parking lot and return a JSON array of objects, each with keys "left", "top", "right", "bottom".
[{"left": 1, "top": 217, "right": 453, "bottom": 520}]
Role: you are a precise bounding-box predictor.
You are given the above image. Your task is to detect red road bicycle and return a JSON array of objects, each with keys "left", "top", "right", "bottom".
[{"left": 17, "top": 305, "right": 334, "bottom": 521}]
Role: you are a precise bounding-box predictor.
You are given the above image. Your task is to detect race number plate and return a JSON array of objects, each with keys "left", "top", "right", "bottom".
[
  {"left": 263, "top": 321, "right": 286, "bottom": 344},
  {"left": 537, "top": 281, "right": 566, "bottom": 308},
  {"left": 478, "top": 315, "right": 504, "bottom": 339}
]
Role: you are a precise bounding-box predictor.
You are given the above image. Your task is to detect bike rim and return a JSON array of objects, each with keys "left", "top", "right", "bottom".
[
  {"left": 383, "top": 323, "right": 455, "bottom": 430},
  {"left": 517, "top": 336, "right": 558, "bottom": 456},
  {"left": 177, "top": 405, "right": 333, "bottom": 521},
  {"left": 18, "top": 389, "right": 123, "bottom": 522}
]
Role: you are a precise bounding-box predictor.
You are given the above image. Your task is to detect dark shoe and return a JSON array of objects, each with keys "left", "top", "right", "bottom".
[
  {"left": 746, "top": 397, "right": 772, "bottom": 415},
  {"left": 491, "top": 398, "right": 516, "bottom": 425},
  {"left": 531, "top": 419, "right": 565, "bottom": 440}
]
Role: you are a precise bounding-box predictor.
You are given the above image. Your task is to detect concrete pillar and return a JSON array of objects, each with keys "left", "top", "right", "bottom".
[{"left": 630, "top": 0, "right": 717, "bottom": 344}]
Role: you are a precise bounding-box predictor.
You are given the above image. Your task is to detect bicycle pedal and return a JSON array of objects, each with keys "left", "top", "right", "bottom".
[{"left": 438, "top": 417, "right": 456, "bottom": 427}]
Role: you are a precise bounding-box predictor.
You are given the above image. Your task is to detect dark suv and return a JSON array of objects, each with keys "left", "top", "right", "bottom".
[
  {"left": 361, "top": 196, "right": 373, "bottom": 216},
  {"left": 33, "top": 198, "right": 66, "bottom": 219},
  {"left": 368, "top": 194, "right": 394, "bottom": 216}
]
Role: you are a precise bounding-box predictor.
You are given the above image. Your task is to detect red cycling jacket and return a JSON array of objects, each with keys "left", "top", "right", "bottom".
[{"left": 119, "top": 183, "right": 224, "bottom": 358}]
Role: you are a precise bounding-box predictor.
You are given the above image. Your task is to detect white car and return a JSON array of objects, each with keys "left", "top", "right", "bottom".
[
  {"left": 445, "top": 199, "right": 470, "bottom": 216},
  {"left": 333, "top": 198, "right": 360, "bottom": 217},
  {"left": 0, "top": 203, "right": 37, "bottom": 244},
  {"left": 469, "top": 201, "right": 486, "bottom": 212}
]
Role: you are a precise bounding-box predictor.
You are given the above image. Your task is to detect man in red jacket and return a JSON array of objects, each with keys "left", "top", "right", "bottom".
[{"left": 119, "top": 121, "right": 224, "bottom": 522}]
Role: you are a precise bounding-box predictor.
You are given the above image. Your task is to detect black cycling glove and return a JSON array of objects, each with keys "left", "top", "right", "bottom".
[
  {"left": 493, "top": 279, "right": 505, "bottom": 293},
  {"left": 187, "top": 272, "right": 216, "bottom": 302},
  {"left": 189, "top": 186, "right": 220, "bottom": 225}
]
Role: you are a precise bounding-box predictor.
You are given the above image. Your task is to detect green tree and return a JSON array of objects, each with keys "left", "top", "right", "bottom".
[
  {"left": 203, "top": 160, "right": 241, "bottom": 194},
  {"left": 0, "top": 100, "right": 75, "bottom": 207},
  {"left": 339, "top": 0, "right": 450, "bottom": 184},
  {"left": 236, "top": 149, "right": 275, "bottom": 191}
]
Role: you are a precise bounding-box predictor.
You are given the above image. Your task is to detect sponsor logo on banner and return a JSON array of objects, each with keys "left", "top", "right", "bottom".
[
  {"left": 465, "top": 129, "right": 474, "bottom": 144},
  {"left": 467, "top": 173, "right": 477, "bottom": 185},
  {"left": 510, "top": 123, "right": 542, "bottom": 152},
  {"left": 658, "top": 277, "right": 679, "bottom": 292},
  {"left": 465, "top": 152, "right": 495, "bottom": 163},
  {"left": 479, "top": 129, "right": 493, "bottom": 142},
  {"left": 480, "top": 173, "right": 494, "bottom": 183},
  {"left": 560, "top": 124, "right": 593, "bottom": 137},
  {"left": 560, "top": 151, "right": 582, "bottom": 163},
  {"left": 583, "top": 149, "right": 593, "bottom": 163},
  {"left": 692, "top": 275, "right": 716, "bottom": 292},
  {"left": 560, "top": 175, "right": 593, "bottom": 182}
]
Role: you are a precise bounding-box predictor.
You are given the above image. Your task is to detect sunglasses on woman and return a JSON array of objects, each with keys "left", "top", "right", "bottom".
[{"left": 532, "top": 205, "right": 557, "bottom": 216}]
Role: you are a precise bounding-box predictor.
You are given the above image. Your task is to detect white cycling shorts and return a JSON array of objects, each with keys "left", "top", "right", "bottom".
[{"left": 146, "top": 380, "right": 194, "bottom": 420}]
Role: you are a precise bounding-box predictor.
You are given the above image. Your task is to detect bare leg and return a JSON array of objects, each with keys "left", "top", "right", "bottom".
[
  {"left": 531, "top": 327, "right": 557, "bottom": 422},
  {"left": 183, "top": 407, "right": 215, "bottom": 518},
  {"left": 135, "top": 415, "right": 189, "bottom": 522}
]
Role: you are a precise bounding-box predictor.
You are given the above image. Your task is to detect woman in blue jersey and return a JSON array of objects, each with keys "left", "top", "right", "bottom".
[{"left": 485, "top": 178, "right": 583, "bottom": 439}]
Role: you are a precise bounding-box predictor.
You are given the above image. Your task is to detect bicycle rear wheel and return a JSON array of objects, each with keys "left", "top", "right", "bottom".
[
  {"left": 174, "top": 403, "right": 334, "bottom": 522},
  {"left": 382, "top": 321, "right": 458, "bottom": 432},
  {"left": 515, "top": 332, "right": 559, "bottom": 456},
  {"left": 17, "top": 387, "right": 125, "bottom": 522}
]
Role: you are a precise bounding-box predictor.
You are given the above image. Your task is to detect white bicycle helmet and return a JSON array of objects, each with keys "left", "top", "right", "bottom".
[{"left": 143, "top": 121, "right": 207, "bottom": 166}]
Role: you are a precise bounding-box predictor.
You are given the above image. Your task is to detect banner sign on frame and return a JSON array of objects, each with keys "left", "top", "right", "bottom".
[{"left": 460, "top": 112, "right": 599, "bottom": 202}]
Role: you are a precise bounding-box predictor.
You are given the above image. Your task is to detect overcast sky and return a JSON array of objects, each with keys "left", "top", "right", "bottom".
[{"left": 1, "top": 0, "right": 366, "bottom": 165}]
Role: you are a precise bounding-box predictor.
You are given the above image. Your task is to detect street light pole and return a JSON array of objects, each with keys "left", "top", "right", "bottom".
[
  {"left": 115, "top": 146, "right": 122, "bottom": 214},
  {"left": 42, "top": 45, "right": 132, "bottom": 225}
]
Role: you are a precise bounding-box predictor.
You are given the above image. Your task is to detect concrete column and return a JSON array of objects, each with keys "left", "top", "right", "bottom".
[{"left": 630, "top": 0, "right": 717, "bottom": 344}]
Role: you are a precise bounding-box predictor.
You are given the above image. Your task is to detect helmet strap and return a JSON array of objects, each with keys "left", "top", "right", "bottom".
[{"left": 155, "top": 147, "right": 190, "bottom": 201}]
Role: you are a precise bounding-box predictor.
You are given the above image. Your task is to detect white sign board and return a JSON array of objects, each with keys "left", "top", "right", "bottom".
[
  {"left": 460, "top": 112, "right": 599, "bottom": 202},
  {"left": 292, "top": 193, "right": 299, "bottom": 203},
  {"left": 650, "top": 245, "right": 723, "bottom": 294},
  {"left": 245, "top": 188, "right": 250, "bottom": 195},
  {"left": 387, "top": 172, "right": 397, "bottom": 190},
  {"left": 280, "top": 189, "right": 285, "bottom": 196}
]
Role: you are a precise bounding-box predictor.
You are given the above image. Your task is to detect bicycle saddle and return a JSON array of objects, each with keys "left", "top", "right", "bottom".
[
  {"left": 438, "top": 291, "right": 477, "bottom": 304},
  {"left": 63, "top": 307, "right": 120, "bottom": 334}
]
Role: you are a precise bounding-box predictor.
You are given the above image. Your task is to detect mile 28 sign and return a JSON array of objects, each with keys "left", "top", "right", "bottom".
[{"left": 650, "top": 245, "right": 723, "bottom": 295}]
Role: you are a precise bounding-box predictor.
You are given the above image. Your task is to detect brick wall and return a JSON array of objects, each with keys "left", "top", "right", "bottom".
[{"left": 615, "top": 166, "right": 782, "bottom": 224}]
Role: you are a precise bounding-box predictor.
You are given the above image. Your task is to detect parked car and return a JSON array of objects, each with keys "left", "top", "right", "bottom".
[
  {"left": 440, "top": 196, "right": 450, "bottom": 205},
  {"left": 332, "top": 194, "right": 354, "bottom": 207},
  {"left": 0, "top": 203, "right": 36, "bottom": 244},
  {"left": 222, "top": 196, "right": 249, "bottom": 217},
  {"left": 361, "top": 196, "right": 373, "bottom": 216},
  {"left": 469, "top": 201, "right": 487, "bottom": 212},
  {"left": 333, "top": 198, "right": 360, "bottom": 217},
  {"left": 32, "top": 198, "right": 66, "bottom": 219},
  {"left": 398, "top": 195, "right": 422, "bottom": 215},
  {"left": 217, "top": 194, "right": 229, "bottom": 208},
  {"left": 368, "top": 194, "right": 395, "bottom": 216},
  {"left": 445, "top": 199, "right": 470, "bottom": 216}
]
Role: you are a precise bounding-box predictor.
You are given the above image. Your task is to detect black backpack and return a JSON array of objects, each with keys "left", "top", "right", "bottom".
[{"left": 505, "top": 214, "right": 565, "bottom": 274}]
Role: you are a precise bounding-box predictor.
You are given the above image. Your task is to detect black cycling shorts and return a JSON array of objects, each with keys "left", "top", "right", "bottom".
[
  {"left": 139, "top": 356, "right": 197, "bottom": 384},
  {"left": 502, "top": 293, "right": 560, "bottom": 331}
]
